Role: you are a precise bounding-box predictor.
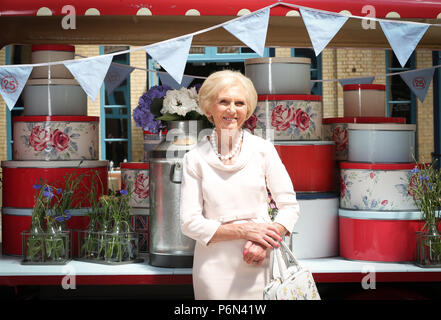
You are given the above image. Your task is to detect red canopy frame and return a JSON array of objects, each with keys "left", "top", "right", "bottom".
[{"left": 1, "top": 1, "right": 441, "bottom": 49}]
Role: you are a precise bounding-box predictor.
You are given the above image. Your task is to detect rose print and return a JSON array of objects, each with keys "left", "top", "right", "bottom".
[
  {"left": 50, "top": 129, "right": 70, "bottom": 152},
  {"left": 340, "top": 176, "right": 346, "bottom": 199},
  {"left": 134, "top": 173, "right": 149, "bottom": 199},
  {"left": 244, "top": 114, "right": 258, "bottom": 132},
  {"left": 271, "top": 104, "right": 295, "bottom": 131},
  {"left": 292, "top": 109, "right": 310, "bottom": 131},
  {"left": 331, "top": 126, "right": 348, "bottom": 152},
  {"left": 28, "top": 126, "right": 51, "bottom": 151}
]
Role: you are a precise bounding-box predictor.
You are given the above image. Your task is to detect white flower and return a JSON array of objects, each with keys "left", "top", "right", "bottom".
[{"left": 161, "top": 87, "right": 202, "bottom": 117}]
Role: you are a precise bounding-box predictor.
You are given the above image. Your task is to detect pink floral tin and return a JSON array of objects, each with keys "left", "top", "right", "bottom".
[
  {"left": 13, "top": 116, "right": 99, "bottom": 161},
  {"left": 245, "top": 95, "right": 322, "bottom": 141},
  {"left": 339, "top": 162, "right": 418, "bottom": 211},
  {"left": 121, "top": 162, "right": 150, "bottom": 215}
]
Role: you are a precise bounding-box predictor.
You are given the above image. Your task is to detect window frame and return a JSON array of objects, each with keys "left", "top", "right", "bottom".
[{"left": 99, "top": 46, "right": 132, "bottom": 165}]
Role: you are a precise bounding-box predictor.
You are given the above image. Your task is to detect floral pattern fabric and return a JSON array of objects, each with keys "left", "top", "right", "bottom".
[
  {"left": 322, "top": 123, "right": 349, "bottom": 160},
  {"left": 14, "top": 120, "right": 98, "bottom": 160},
  {"left": 121, "top": 169, "right": 150, "bottom": 209},
  {"left": 245, "top": 99, "right": 322, "bottom": 140},
  {"left": 340, "top": 168, "right": 418, "bottom": 211}
]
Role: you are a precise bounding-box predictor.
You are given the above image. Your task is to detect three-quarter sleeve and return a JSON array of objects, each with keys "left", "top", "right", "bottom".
[
  {"left": 264, "top": 142, "right": 300, "bottom": 234},
  {"left": 180, "top": 153, "right": 221, "bottom": 246}
]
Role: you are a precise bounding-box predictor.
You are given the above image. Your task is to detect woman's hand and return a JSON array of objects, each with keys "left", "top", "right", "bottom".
[
  {"left": 239, "top": 222, "right": 282, "bottom": 249},
  {"left": 243, "top": 241, "right": 267, "bottom": 266}
]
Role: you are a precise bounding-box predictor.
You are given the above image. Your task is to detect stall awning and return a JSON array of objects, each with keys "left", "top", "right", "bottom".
[
  {"left": 1, "top": 0, "right": 441, "bottom": 49},
  {"left": 1, "top": 0, "right": 441, "bottom": 18}
]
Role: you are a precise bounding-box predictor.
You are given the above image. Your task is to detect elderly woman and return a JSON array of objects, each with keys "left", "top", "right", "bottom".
[{"left": 180, "top": 70, "right": 300, "bottom": 300}]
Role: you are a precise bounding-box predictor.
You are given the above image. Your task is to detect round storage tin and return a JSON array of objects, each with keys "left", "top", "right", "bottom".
[
  {"left": 246, "top": 95, "right": 322, "bottom": 141},
  {"left": 274, "top": 141, "right": 335, "bottom": 192},
  {"left": 1, "top": 160, "right": 108, "bottom": 208},
  {"left": 121, "top": 162, "right": 150, "bottom": 215},
  {"left": 343, "top": 84, "right": 386, "bottom": 117},
  {"left": 30, "top": 44, "right": 75, "bottom": 79},
  {"left": 322, "top": 117, "right": 406, "bottom": 160},
  {"left": 348, "top": 123, "right": 416, "bottom": 163},
  {"left": 1, "top": 207, "right": 90, "bottom": 256},
  {"left": 339, "top": 162, "right": 418, "bottom": 211},
  {"left": 339, "top": 208, "right": 426, "bottom": 262},
  {"left": 23, "top": 79, "right": 87, "bottom": 116},
  {"left": 13, "top": 116, "right": 99, "bottom": 161},
  {"left": 290, "top": 193, "right": 339, "bottom": 259},
  {"left": 245, "top": 57, "right": 311, "bottom": 94}
]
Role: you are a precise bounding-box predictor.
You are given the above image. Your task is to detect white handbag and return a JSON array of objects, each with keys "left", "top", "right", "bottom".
[{"left": 263, "top": 241, "right": 321, "bottom": 300}]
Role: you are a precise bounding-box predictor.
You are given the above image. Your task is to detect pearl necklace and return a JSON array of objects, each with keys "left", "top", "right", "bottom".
[{"left": 210, "top": 129, "right": 243, "bottom": 161}]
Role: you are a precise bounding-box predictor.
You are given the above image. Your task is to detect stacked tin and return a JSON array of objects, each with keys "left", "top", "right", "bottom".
[
  {"left": 1, "top": 44, "right": 108, "bottom": 256},
  {"left": 323, "top": 83, "right": 421, "bottom": 262},
  {"left": 245, "top": 57, "right": 339, "bottom": 259},
  {"left": 120, "top": 162, "right": 150, "bottom": 254}
]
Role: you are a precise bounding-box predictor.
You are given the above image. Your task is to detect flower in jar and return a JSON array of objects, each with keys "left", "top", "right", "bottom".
[
  {"left": 292, "top": 109, "right": 310, "bottom": 132},
  {"left": 271, "top": 104, "right": 295, "bottom": 131},
  {"left": 29, "top": 126, "right": 51, "bottom": 151},
  {"left": 331, "top": 126, "right": 348, "bottom": 152},
  {"left": 50, "top": 129, "right": 70, "bottom": 152},
  {"left": 134, "top": 173, "right": 149, "bottom": 199}
]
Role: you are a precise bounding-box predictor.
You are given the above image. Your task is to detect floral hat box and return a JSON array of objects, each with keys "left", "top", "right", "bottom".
[
  {"left": 245, "top": 95, "right": 322, "bottom": 141},
  {"left": 339, "top": 162, "right": 418, "bottom": 211},
  {"left": 121, "top": 162, "right": 150, "bottom": 215},
  {"left": 13, "top": 116, "right": 99, "bottom": 161}
]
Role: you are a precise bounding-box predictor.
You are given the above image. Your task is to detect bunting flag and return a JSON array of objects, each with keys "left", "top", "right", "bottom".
[
  {"left": 338, "top": 76, "right": 375, "bottom": 87},
  {"left": 64, "top": 55, "right": 113, "bottom": 101},
  {"left": 158, "top": 72, "right": 194, "bottom": 89},
  {"left": 300, "top": 8, "right": 349, "bottom": 56},
  {"left": 379, "top": 20, "right": 429, "bottom": 68},
  {"left": 0, "top": 66, "right": 33, "bottom": 111},
  {"left": 145, "top": 35, "right": 193, "bottom": 84},
  {"left": 104, "top": 63, "right": 135, "bottom": 95},
  {"left": 400, "top": 67, "right": 435, "bottom": 102},
  {"left": 223, "top": 7, "right": 270, "bottom": 57}
]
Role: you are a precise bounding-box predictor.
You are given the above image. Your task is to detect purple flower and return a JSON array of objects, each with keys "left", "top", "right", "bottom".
[
  {"left": 33, "top": 184, "right": 42, "bottom": 189},
  {"left": 55, "top": 215, "right": 65, "bottom": 222},
  {"left": 133, "top": 85, "right": 171, "bottom": 133},
  {"left": 120, "top": 189, "right": 128, "bottom": 196}
]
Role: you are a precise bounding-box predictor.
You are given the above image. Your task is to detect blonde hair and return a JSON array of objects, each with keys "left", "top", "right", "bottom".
[{"left": 198, "top": 70, "right": 257, "bottom": 123}]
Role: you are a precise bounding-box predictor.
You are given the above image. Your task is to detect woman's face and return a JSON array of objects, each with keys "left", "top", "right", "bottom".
[{"left": 208, "top": 84, "right": 249, "bottom": 131}]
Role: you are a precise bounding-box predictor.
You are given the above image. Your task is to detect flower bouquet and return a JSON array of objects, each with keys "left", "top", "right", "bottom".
[
  {"left": 408, "top": 163, "right": 441, "bottom": 267},
  {"left": 22, "top": 172, "right": 82, "bottom": 265},
  {"left": 78, "top": 179, "right": 142, "bottom": 264},
  {"left": 133, "top": 84, "right": 207, "bottom": 133}
]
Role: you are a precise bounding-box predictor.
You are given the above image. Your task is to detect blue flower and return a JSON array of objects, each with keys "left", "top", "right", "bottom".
[
  {"left": 55, "top": 215, "right": 65, "bottom": 222},
  {"left": 57, "top": 188, "right": 63, "bottom": 195},
  {"left": 33, "top": 184, "right": 42, "bottom": 189},
  {"left": 120, "top": 189, "right": 128, "bottom": 196},
  {"left": 64, "top": 210, "right": 72, "bottom": 220},
  {"left": 411, "top": 167, "right": 420, "bottom": 174}
]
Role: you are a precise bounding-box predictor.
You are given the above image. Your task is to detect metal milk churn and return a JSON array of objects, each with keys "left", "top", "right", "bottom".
[{"left": 149, "top": 120, "right": 209, "bottom": 267}]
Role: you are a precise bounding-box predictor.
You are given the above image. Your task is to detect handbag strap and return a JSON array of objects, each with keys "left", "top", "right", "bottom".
[{"left": 269, "top": 240, "right": 301, "bottom": 281}]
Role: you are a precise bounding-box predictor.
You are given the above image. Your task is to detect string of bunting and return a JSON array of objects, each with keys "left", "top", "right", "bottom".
[{"left": 1, "top": 1, "right": 441, "bottom": 110}]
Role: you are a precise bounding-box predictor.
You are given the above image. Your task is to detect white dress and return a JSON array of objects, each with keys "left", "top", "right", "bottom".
[{"left": 180, "top": 130, "right": 300, "bottom": 300}]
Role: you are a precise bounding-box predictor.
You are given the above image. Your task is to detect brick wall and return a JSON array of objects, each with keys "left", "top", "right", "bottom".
[
  {"left": 129, "top": 47, "right": 147, "bottom": 162},
  {"left": 416, "top": 50, "right": 434, "bottom": 162}
]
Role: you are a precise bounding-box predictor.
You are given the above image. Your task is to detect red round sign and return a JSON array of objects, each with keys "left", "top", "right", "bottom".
[{"left": 1, "top": 75, "right": 18, "bottom": 94}]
